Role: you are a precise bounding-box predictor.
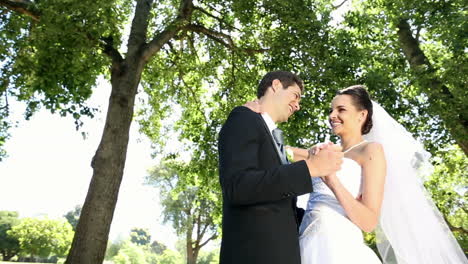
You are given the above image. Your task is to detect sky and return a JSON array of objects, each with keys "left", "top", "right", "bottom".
[
  {"left": 0, "top": 0, "right": 351, "bottom": 250},
  {"left": 0, "top": 76, "right": 179, "bottom": 248}
]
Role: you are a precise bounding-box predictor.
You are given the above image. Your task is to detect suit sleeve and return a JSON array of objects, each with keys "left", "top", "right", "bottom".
[{"left": 218, "top": 107, "right": 312, "bottom": 206}]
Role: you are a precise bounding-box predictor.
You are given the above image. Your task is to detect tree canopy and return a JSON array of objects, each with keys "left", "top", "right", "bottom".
[
  {"left": 7, "top": 217, "right": 73, "bottom": 258},
  {"left": 146, "top": 159, "right": 219, "bottom": 264},
  {"left": 0, "top": 211, "right": 20, "bottom": 261}
]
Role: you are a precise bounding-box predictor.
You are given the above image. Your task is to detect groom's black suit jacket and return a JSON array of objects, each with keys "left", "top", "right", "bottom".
[{"left": 218, "top": 106, "right": 313, "bottom": 264}]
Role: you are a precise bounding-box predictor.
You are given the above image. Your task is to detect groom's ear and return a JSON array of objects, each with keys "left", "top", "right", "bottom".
[{"left": 271, "top": 79, "right": 281, "bottom": 92}]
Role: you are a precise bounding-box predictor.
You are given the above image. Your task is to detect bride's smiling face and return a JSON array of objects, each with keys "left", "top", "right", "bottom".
[{"left": 329, "top": 95, "right": 366, "bottom": 136}]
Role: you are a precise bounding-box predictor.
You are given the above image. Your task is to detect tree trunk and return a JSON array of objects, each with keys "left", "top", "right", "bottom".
[
  {"left": 396, "top": 19, "right": 468, "bottom": 155},
  {"left": 65, "top": 58, "right": 145, "bottom": 263},
  {"left": 186, "top": 228, "right": 198, "bottom": 264},
  {"left": 3, "top": 253, "right": 15, "bottom": 261},
  {"left": 65, "top": 0, "right": 193, "bottom": 262}
]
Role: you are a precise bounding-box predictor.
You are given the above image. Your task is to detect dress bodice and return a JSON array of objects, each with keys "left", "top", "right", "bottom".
[{"left": 305, "top": 158, "right": 363, "bottom": 215}]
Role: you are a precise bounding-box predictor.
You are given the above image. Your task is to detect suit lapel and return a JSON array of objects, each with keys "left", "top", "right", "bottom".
[{"left": 255, "top": 113, "right": 288, "bottom": 165}]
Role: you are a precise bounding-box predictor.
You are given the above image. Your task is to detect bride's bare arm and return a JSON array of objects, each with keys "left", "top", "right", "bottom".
[
  {"left": 322, "top": 142, "right": 386, "bottom": 232},
  {"left": 285, "top": 146, "right": 309, "bottom": 161}
]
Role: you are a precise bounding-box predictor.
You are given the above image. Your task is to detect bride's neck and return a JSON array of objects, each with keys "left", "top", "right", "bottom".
[{"left": 340, "top": 134, "right": 364, "bottom": 152}]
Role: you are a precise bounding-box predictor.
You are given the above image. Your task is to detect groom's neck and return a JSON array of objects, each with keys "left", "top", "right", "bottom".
[{"left": 258, "top": 97, "right": 279, "bottom": 123}]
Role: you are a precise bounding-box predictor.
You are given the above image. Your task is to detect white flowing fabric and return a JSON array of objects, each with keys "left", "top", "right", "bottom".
[{"left": 364, "top": 101, "right": 467, "bottom": 264}]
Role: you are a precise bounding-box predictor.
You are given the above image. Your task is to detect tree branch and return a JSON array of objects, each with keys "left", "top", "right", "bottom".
[
  {"left": 127, "top": 0, "right": 153, "bottom": 57},
  {"left": 143, "top": 0, "right": 194, "bottom": 61},
  {"left": 100, "top": 36, "right": 124, "bottom": 72},
  {"left": 185, "top": 24, "right": 268, "bottom": 55},
  {"left": 0, "top": 0, "right": 40, "bottom": 21},
  {"left": 197, "top": 221, "right": 208, "bottom": 241},
  {"left": 199, "top": 233, "right": 217, "bottom": 248},
  {"left": 396, "top": 18, "right": 468, "bottom": 155},
  {"left": 193, "top": 6, "right": 240, "bottom": 31},
  {"left": 195, "top": 212, "right": 202, "bottom": 242},
  {"left": 333, "top": 0, "right": 349, "bottom": 9},
  {"left": 397, "top": 19, "right": 428, "bottom": 68}
]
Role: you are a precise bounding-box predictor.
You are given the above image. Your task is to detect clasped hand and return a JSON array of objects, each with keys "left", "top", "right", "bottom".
[{"left": 306, "top": 142, "right": 344, "bottom": 179}]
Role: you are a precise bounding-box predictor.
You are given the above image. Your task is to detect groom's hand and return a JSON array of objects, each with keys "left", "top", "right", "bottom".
[
  {"left": 309, "top": 142, "right": 334, "bottom": 156},
  {"left": 243, "top": 100, "right": 263, "bottom": 113},
  {"left": 305, "top": 144, "right": 343, "bottom": 177}
]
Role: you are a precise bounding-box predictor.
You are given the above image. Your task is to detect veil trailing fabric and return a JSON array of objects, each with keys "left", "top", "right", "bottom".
[{"left": 363, "top": 101, "right": 467, "bottom": 264}]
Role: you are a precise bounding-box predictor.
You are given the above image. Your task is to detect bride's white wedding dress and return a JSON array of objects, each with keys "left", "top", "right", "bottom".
[{"left": 299, "top": 148, "right": 381, "bottom": 264}]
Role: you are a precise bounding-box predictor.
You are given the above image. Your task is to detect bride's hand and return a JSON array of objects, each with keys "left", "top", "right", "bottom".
[
  {"left": 321, "top": 173, "right": 339, "bottom": 188},
  {"left": 309, "top": 141, "right": 336, "bottom": 156},
  {"left": 243, "top": 100, "right": 263, "bottom": 113}
]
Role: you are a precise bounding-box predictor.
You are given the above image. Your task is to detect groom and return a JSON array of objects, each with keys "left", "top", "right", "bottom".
[{"left": 218, "top": 71, "right": 343, "bottom": 264}]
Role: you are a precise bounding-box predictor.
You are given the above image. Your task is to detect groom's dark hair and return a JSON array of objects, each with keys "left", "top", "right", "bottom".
[
  {"left": 337, "top": 85, "right": 373, "bottom": 134},
  {"left": 257, "top": 71, "right": 304, "bottom": 98}
]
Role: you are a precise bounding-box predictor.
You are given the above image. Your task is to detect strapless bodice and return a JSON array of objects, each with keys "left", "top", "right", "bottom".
[{"left": 305, "top": 158, "right": 363, "bottom": 215}]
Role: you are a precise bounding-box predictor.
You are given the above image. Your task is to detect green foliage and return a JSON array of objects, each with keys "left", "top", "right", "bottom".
[
  {"left": 129, "top": 227, "right": 151, "bottom": 246},
  {"left": 425, "top": 145, "right": 467, "bottom": 251},
  {"left": 339, "top": 0, "right": 468, "bottom": 153},
  {"left": 106, "top": 235, "right": 168, "bottom": 263},
  {"left": 0, "top": 211, "right": 20, "bottom": 261},
  {"left": 63, "top": 205, "right": 81, "bottom": 231},
  {"left": 105, "top": 237, "right": 125, "bottom": 260},
  {"left": 156, "top": 249, "right": 183, "bottom": 264},
  {"left": 197, "top": 249, "right": 220, "bottom": 264},
  {"left": 0, "top": 0, "right": 132, "bottom": 157},
  {"left": 147, "top": 160, "right": 218, "bottom": 238},
  {"left": 112, "top": 240, "right": 157, "bottom": 264},
  {"left": 7, "top": 217, "right": 73, "bottom": 258},
  {"left": 146, "top": 160, "right": 219, "bottom": 264},
  {"left": 149, "top": 240, "right": 167, "bottom": 255},
  {"left": 0, "top": 0, "right": 131, "bottom": 116}
]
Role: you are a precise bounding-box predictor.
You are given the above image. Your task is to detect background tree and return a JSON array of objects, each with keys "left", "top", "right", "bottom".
[
  {"left": 112, "top": 240, "right": 158, "bottom": 264},
  {"left": 129, "top": 227, "right": 151, "bottom": 246},
  {"left": 0, "top": 211, "right": 20, "bottom": 261},
  {"left": 63, "top": 205, "right": 82, "bottom": 231},
  {"left": 105, "top": 237, "right": 126, "bottom": 261},
  {"left": 424, "top": 145, "right": 468, "bottom": 251},
  {"left": 156, "top": 248, "right": 183, "bottom": 264},
  {"left": 7, "top": 217, "right": 73, "bottom": 259},
  {"left": 146, "top": 159, "right": 219, "bottom": 264},
  {"left": 150, "top": 239, "right": 167, "bottom": 255},
  {"left": 196, "top": 248, "right": 219, "bottom": 264},
  {"left": 334, "top": 0, "right": 468, "bottom": 154}
]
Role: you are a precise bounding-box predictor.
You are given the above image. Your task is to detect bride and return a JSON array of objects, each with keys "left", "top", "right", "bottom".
[
  {"left": 289, "top": 85, "right": 467, "bottom": 263},
  {"left": 245, "top": 84, "right": 467, "bottom": 263}
]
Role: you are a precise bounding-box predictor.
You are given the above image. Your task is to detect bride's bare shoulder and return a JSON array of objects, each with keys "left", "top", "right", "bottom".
[{"left": 361, "top": 142, "right": 385, "bottom": 162}]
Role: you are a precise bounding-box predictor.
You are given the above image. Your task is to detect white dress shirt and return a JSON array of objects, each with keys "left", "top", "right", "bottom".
[{"left": 261, "top": 112, "right": 277, "bottom": 136}]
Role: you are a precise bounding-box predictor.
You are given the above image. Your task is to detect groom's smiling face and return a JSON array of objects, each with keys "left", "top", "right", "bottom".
[{"left": 272, "top": 81, "right": 302, "bottom": 123}]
